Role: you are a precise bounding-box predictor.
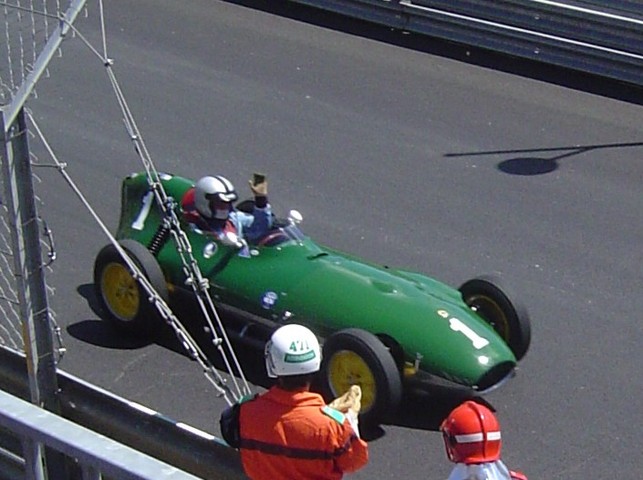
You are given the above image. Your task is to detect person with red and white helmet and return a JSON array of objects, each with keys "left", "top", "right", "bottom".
[
  {"left": 181, "top": 173, "right": 272, "bottom": 244},
  {"left": 440, "top": 400, "right": 528, "bottom": 480}
]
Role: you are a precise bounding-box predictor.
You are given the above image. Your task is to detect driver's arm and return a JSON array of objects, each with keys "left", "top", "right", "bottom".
[
  {"left": 242, "top": 175, "right": 273, "bottom": 243},
  {"left": 236, "top": 206, "right": 273, "bottom": 243}
]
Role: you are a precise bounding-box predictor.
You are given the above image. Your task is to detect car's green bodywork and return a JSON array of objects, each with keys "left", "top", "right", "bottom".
[{"left": 114, "top": 172, "right": 523, "bottom": 392}]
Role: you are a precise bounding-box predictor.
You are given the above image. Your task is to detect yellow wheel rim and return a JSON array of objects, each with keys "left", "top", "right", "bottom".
[
  {"left": 100, "top": 263, "right": 139, "bottom": 321},
  {"left": 467, "top": 294, "right": 509, "bottom": 341},
  {"left": 327, "top": 350, "right": 376, "bottom": 412}
]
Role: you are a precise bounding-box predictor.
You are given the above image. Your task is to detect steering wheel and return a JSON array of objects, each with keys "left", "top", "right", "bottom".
[{"left": 257, "top": 230, "right": 290, "bottom": 247}]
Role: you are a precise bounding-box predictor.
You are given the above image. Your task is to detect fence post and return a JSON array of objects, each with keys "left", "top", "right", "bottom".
[{"left": 1, "top": 108, "right": 68, "bottom": 479}]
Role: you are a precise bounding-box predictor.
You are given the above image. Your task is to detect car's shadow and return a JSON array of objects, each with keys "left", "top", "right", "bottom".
[
  {"left": 68, "top": 285, "right": 154, "bottom": 349},
  {"left": 71, "top": 284, "right": 273, "bottom": 385},
  {"left": 71, "top": 283, "right": 495, "bottom": 441}
]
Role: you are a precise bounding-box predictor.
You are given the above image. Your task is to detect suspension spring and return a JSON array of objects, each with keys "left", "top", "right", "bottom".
[{"left": 148, "top": 222, "right": 171, "bottom": 255}]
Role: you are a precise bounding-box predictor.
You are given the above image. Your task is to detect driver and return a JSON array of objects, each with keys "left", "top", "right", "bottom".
[{"left": 181, "top": 174, "right": 273, "bottom": 243}]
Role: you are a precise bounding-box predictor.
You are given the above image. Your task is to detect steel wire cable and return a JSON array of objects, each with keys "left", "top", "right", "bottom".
[{"left": 22, "top": 0, "right": 255, "bottom": 405}]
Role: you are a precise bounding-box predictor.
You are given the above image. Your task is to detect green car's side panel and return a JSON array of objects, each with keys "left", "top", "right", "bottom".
[
  {"left": 115, "top": 173, "right": 516, "bottom": 389},
  {"left": 251, "top": 249, "right": 515, "bottom": 386}
]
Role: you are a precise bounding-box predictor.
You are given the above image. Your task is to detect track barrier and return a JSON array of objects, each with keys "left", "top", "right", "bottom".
[
  {"left": 289, "top": 0, "right": 643, "bottom": 86},
  {"left": 0, "top": 347, "right": 245, "bottom": 480}
]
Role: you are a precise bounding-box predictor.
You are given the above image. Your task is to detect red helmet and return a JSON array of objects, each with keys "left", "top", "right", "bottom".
[{"left": 440, "top": 400, "right": 502, "bottom": 464}]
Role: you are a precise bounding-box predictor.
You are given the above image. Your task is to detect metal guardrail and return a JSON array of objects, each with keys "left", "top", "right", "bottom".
[
  {"left": 0, "top": 389, "right": 201, "bottom": 480},
  {"left": 0, "top": 347, "right": 246, "bottom": 480},
  {"left": 288, "top": 0, "right": 643, "bottom": 86},
  {"left": 571, "top": 0, "right": 642, "bottom": 17}
]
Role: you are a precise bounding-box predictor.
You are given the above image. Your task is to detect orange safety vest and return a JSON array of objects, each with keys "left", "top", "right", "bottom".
[{"left": 238, "top": 386, "right": 368, "bottom": 480}]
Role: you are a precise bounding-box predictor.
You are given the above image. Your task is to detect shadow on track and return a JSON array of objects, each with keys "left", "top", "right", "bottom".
[
  {"left": 444, "top": 141, "right": 643, "bottom": 176},
  {"left": 223, "top": 0, "right": 642, "bottom": 105},
  {"left": 67, "top": 285, "right": 153, "bottom": 349}
]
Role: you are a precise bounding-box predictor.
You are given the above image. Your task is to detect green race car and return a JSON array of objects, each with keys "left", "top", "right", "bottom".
[{"left": 94, "top": 172, "right": 531, "bottom": 424}]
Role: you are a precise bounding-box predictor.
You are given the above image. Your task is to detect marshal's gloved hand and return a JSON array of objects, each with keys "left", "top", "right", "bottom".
[{"left": 328, "top": 385, "right": 362, "bottom": 415}]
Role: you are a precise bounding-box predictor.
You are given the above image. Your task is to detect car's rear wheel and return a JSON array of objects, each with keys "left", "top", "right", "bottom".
[
  {"left": 319, "top": 328, "right": 402, "bottom": 426},
  {"left": 93, "top": 239, "right": 168, "bottom": 338},
  {"left": 459, "top": 274, "right": 531, "bottom": 361}
]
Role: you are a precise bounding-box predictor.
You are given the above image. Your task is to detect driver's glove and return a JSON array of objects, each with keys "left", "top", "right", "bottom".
[
  {"left": 249, "top": 178, "right": 268, "bottom": 197},
  {"left": 248, "top": 177, "right": 268, "bottom": 208}
]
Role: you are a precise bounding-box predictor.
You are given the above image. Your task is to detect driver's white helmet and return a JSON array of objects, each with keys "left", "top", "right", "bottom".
[
  {"left": 265, "top": 324, "right": 321, "bottom": 378},
  {"left": 194, "top": 175, "right": 238, "bottom": 219}
]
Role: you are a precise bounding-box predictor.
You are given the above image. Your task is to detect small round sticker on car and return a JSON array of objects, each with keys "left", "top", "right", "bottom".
[
  {"left": 261, "top": 291, "right": 278, "bottom": 310},
  {"left": 203, "top": 242, "right": 218, "bottom": 258}
]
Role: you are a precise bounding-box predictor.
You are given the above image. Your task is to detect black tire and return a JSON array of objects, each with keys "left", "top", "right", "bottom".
[
  {"left": 93, "top": 239, "right": 168, "bottom": 338},
  {"left": 319, "top": 328, "right": 403, "bottom": 426},
  {"left": 459, "top": 274, "right": 531, "bottom": 361}
]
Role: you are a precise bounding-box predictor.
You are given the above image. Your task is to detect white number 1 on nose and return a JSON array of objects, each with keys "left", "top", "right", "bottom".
[
  {"left": 449, "top": 317, "right": 489, "bottom": 349},
  {"left": 132, "top": 191, "right": 154, "bottom": 230}
]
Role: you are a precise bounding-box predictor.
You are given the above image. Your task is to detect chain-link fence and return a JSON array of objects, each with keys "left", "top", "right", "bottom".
[
  {"left": 0, "top": 200, "right": 24, "bottom": 351},
  {"left": 1, "top": 1, "right": 86, "bottom": 114},
  {"left": 0, "top": 139, "right": 64, "bottom": 354},
  {"left": 1, "top": 0, "right": 54, "bottom": 352},
  {"left": 1, "top": 0, "right": 83, "bottom": 365}
]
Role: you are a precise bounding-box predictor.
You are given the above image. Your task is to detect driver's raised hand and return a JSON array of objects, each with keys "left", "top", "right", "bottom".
[{"left": 249, "top": 177, "right": 268, "bottom": 197}]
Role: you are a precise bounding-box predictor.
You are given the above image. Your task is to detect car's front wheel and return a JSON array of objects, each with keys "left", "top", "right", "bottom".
[
  {"left": 459, "top": 274, "right": 531, "bottom": 361},
  {"left": 93, "top": 239, "right": 168, "bottom": 338},
  {"left": 319, "top": 328, "right": 402, "bottom": 426}
]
